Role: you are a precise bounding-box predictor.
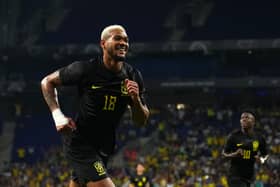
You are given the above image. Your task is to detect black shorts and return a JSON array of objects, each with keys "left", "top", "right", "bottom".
[
  {"left": 62, "top": 130, "right": 112, "bottom": 185},
  {"left": 68, "top": 150, "right": 110, "bottom": 185},
  {"left": 228, "top": 177, "right": 252, "bottom": 187}
]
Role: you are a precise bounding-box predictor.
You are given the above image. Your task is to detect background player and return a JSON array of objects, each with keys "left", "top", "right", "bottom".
[
  {"left": 129, "top": 162, "right": 151, "bottom": 187},
  {"left": 222, "top": 111, "right": 269, "bottom": 187}
]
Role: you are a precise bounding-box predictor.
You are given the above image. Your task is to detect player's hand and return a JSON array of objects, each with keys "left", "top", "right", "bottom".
[
  {"left": 125, "top": 79, "right": 139, "bottom": 101},
  {"left": 52, "top": 108, "right": 76, "bottom": 134},
  {"left": 255, "top": 155, "right": 268, "bottom": 164},
  {"left": 233, "top": 148, "right": 243, "bottom": 157},
  {"left": 56, "top": 117, "right": 77, "bottom": 134},
  {"left": 255, "top": 155, "right": 261, "bottom": 163}
]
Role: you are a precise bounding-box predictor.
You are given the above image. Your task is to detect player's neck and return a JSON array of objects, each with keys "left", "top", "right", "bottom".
[
  {"left": 103, "top": 56, "right": 123, "bottom": 72},
  {"left": 241, "top": 127, "right": 254, "bottom": 135}
]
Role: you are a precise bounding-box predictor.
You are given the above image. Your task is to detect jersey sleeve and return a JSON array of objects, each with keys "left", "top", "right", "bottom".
[
  {"left": 224, "top": 133, "right": 235, "bottom": 153},
  {"left": 59, "top": 61, "right": 87, "bottom": 85},
  {"left": 132, "top": 69, "right": 148, "bottom": 106},
  {"left": 129, "top": 174, "right": 136, "bottom": 184},
  {"left": 259, "top": 135, "right": 268, "bottom": 156}
]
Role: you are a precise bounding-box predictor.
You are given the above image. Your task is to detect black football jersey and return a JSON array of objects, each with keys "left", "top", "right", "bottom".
[
  {"left": 59, "top": 57, "right": 147, "bottom": 155},
  {"left": 130, "top": 174, "right": 150, "bottom": 187}
]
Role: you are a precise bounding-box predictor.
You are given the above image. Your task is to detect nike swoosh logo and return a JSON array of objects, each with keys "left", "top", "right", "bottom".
[
  {"left": 236, "top": 143, "right": 243, "bottom": 146},
  {"left": 91, "top": 85, "right": 102, "bottom": 89}
]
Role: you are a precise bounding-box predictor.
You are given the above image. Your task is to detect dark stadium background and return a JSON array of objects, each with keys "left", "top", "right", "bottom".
[{"left": 0, "top": 0, "right": 279, "bottom": 186}]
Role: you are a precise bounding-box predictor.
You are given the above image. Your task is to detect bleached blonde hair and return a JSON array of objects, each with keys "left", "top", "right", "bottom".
[{"left": 101, "top": 25, "right": 126, "bottom": 40}]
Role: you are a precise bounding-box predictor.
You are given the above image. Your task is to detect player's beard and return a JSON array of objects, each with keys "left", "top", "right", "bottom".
[
  {"left": 113, "top": 54, "right": 126, "bottom": 61},
  {"left": 108, "top": 45, "right": 127, "bottom": 62}
]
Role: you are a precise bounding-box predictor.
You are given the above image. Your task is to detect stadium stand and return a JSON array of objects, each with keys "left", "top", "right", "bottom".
[{"left": 0, "top": 0, "right": 280, "bottom": 186}]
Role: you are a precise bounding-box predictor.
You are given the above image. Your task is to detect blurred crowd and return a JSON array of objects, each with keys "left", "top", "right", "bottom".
[
  {"left": 0, "top": 104, "right": 279, "bottom": 187},
  {"left": 0, "top": 72, "right": 26, "bottom": 96}
]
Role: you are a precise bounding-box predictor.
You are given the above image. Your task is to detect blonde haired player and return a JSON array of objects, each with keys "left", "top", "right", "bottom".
[{"left": 41, "top": 25, "right": 150, "bottom": 187}]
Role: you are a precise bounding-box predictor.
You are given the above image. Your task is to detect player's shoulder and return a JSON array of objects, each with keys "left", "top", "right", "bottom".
[
  {"left": 68, "top": 58, "right": 94, "bottom": 67},
  {"left": 129, "top": 174, "right": 137, "bottom": 180},
  {"left": 254, "top": 128, "right": 266, "bottom": 138},
  {"left": 83, "top": 57, "right": 101, "bottom": 67},
  {"left": 229, "top": 129, "right": 242, "bottom": 137},
  {"left": 123, "top": 61, "right": 138, "bottom": 72},
  {"left": 123, "top": 62, "right": 142, "bottom": 78},
  {"left": 123, "top": 62, "right": 141, "bottom": 80},
  {"left": 71, "top": 57, "right": 101, "bottom": 70},
  {"left": 88, "top": 57, "right": 101, "bottom": 64}
]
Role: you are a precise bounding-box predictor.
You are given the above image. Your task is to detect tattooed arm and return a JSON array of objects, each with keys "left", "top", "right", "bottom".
[
  {"left": 41, "top": 70, "right": 62, "bottom": 111},
  {"left": 41, "top": 70, "right": 76, "bottom": 132}
]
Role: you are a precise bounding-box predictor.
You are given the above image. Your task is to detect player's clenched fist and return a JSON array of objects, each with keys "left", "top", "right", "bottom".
[{"left": 125, "top": 79, "right": 139, "bottom": 101}]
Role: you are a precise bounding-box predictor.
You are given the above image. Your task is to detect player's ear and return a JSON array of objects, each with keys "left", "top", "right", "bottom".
[{"left": 100, "top": 40, "right": 106, "bottom": 49}]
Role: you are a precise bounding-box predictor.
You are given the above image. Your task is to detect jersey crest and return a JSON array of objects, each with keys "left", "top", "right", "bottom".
[{"left": 252, "top": 140, "right": 259, "bottom": 151}]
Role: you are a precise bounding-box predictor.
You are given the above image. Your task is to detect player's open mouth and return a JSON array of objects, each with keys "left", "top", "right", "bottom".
[
  {"left": 117, "top": 49, "right": 126, "bottom": 55},
  {"left": 118, "top": 48, "right": 126, "bottom": 51},
  {"left": 116, "top": 45, "right": 127, "bottom": 50}
]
